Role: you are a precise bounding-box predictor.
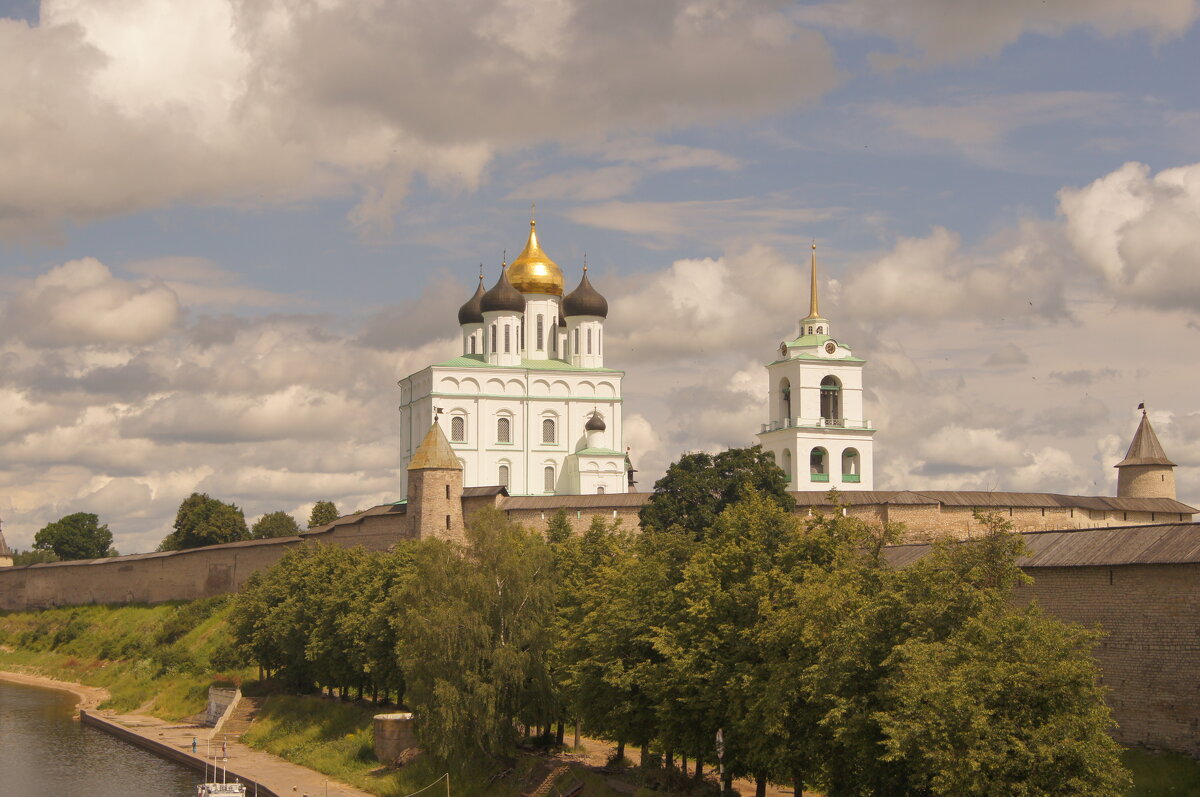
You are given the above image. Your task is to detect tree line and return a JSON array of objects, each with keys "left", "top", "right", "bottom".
[
  {"left": 15, "top": 498, "right": 342, "bottom": 563},
  {"left": 227, "top": 446, "right": 1129, "bottom": 796}
]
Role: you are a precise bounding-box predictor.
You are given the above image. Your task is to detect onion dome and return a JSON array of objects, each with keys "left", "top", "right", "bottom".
[
  {"left": 585, "top": 412, "right": 606, "bottom": 432},
  {"left": 457, "top": 272, "right": 485, "bottom": 325},
  {"left": 563, "top": 267, "right": 608, "bottom": 318},
  {"left": 508, "top": 219, "right": 564, "bottom": 296},
  {"left": 481, "top": 265, "right": 525, "bottom": 314}
]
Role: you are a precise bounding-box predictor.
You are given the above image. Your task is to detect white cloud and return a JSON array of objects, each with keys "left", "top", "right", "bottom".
[
  {"left": 2, "top": 258, "right": 180, "bottom": 347},
  {"left": 568, "top": 198, "right": 843, "bottom": 246},
  {"left": 0, "top": 0, "right": 839, "bottom": 238},
  {"left": 796, "top": 0, "right": 1198, "bottom": 65},
  {"left": 1059, "top": 161, "right": 1200, "bottom": 311}
]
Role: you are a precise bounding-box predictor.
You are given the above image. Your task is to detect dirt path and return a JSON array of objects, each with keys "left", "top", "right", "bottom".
[{"left": 0, "top": 668, "right": 110, "bottom": 714}]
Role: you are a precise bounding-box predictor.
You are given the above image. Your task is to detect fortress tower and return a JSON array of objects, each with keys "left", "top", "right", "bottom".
[
  {"left": 406, "top": 419, "right": 465, "bottom": 541},
  {"left": 0, "top": 519, "right": 12, "bottom": 568},
  {"left": 758, "top": 244, "right": 875, "bottom": 490},
  {"left": 1115, "top": 408, "right": 1177, "bottom": 500}
]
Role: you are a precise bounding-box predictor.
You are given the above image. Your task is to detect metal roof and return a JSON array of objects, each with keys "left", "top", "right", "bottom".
[
  {"left": 1115, "top": 412, "right": 1176, "bottom": 467},
  {"left": 463, "top": 486, "right": 509, "bottom": 498},
  {"left": 502, "top": 493, "right": 651, "bottom": 510},
  {"left": 883, "top": 522, "right": 1200, "bottom": 569},
  {"left": 789, "top": 490, "right": 1195, "bottom": 513}
]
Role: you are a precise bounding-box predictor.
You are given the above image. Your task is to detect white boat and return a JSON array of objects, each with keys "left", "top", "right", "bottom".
[{"left": 197, "top": 785, "right": 246, "bottom": 796}]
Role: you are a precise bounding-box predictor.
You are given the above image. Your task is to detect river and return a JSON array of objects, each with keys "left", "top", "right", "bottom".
[{"left": 0, "top": 679, "right": 201, "bottom": 796}]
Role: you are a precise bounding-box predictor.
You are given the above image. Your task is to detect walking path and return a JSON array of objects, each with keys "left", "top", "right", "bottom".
[{"left": 0, "top": 670, "right": 372, "bottom": 797}]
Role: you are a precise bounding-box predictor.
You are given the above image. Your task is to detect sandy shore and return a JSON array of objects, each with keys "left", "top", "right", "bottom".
[{"left": 0, "top": 668, "right": 110, "bottom": 714}]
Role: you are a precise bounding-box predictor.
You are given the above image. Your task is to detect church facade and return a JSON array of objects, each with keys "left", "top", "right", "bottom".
[{"left": 397, "top": 220, "right": 628, "bottom": 499}]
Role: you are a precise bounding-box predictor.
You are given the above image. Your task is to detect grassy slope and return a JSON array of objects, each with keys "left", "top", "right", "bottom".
[
  {"left": 244, "top": 695, "right": 630, "bottom": 797},
  {"left": 2, "top": 603, "right": 1197, "bottom": 796},
  {"left": 0, "top": 598, "right": 249, "bottom": 718}
]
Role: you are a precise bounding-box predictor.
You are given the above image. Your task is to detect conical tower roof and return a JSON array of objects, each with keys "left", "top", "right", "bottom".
[
  {"left": 1115, "top": 411, "right": 1176, "bottom": 468},
  {"left": 408, "top": 420, "right": 463, "bottom": 471}
]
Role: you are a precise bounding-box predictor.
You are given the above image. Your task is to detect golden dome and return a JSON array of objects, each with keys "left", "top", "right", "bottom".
[{"left": 508, "top": 219, "right": 564, "bottom": 296}]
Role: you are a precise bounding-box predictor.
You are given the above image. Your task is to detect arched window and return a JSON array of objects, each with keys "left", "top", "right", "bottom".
[
  {"left": 587, "top": 328, "right": 593, "bottom": 354},
  {"left": 469, "top": 336, "right": 476, "bottom": 354},
  {"left": 544, "top": 466, "right": 555, "bottom": 493},
  {"left": 450, "top": 415, "right": 466, "bottom": 442},
  {"left": 780, "top": 378, "right": 791, "bottom": 422},
  {"left": 536, "top": 315, "right": 545, "bottom": 350},
  {"left": 519, "top": 320, "right": 524, "bottom": 352},
  {"left": 820, "top": 376, "right": 842, "bottom": 425},
  {"left": 490, "top": 324, "right": 497, "bottom": 353},
  {"left": 574, "top": 328, "right": 580, "bottom": 355},
  {"left": 542, "top": 418, "right": 556, "bottom": 444},
  {"left": 504, "top": 324, "right": 511, "bottom": 353},
  {"left": 816, "top": 326, "right": 824, "bottom": 334},
  {"left": 810, "top": 447, "right": 828, "bottom": 482},
  {"left": 781, "top": 447, "right": 793, "bottom": 483},
  {"left": 498, "top": 464, "right": 510, "bottom": 488},
  {"left": 596, "top": 485, "right": 605, "bottom": 494},
  {"left": 842, "top": 449, "right": 860, "bottom": 483},
  {"left": 497, "top": 416, "right": 511, "bottom": 443}
]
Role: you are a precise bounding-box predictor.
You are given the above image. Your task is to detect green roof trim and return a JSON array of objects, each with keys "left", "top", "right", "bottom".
[
  {"left": 786, "top": 333, "right": 832, "bottom": 347},
  {"left": 433, "top": 354, "right": 623, "bottom": 373},
  {"left": 572, "top": 447, "right": 625, "bottom": 457}
]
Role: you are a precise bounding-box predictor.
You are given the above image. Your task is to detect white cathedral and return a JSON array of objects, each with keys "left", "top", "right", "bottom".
[
  {"left": 399, "top": 221, "right": 875, "bottom": 497},
  {"left": 398, "top": 219, "right": 629, "bottom": 498}
]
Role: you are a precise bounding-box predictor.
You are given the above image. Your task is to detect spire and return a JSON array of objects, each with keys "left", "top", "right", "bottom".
[
  {"left": 408, "top": 419, "right": 463, "bottom": 471},
  {"left": 1115, "top": 409, "right": 1176, "bottom": 468},
  {"left": 803, "top": 241, "right": 823, "bottom": 321}
]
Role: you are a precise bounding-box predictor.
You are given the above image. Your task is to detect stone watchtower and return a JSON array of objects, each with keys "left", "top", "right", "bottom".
[
  {"left": 1115, "top": 409, "right": 1177, "bottom": 499},
  {"left": 406, "top": 419, "right": 465, "bottom": 541},
  {"left": 0, "top": 518, "right": 13, "bottom": 567}
]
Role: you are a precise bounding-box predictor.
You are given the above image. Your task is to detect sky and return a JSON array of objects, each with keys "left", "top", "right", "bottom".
[{"left": 1, "top": 0, "right": 1199, "bottom": 554}]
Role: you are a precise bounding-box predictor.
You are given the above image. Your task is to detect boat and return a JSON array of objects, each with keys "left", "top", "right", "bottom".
[{"left": 197, "top": 785, "right": 246, "bottom": 796}]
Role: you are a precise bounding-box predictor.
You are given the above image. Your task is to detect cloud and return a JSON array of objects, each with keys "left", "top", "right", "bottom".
[
  {"left": 984, "top": 343, "right": 1028, "bottom": 367},
  {"left": 123, "top": 257, "right": 294, "bottom": 308},
  {"left": 0, "top": 0, "right": 839, "bottom": 238},
  {"left": 796, "top": 0, "right": 1198, "bottom": 65},
  {"left": 840, "top": 223, "right": 1070, "bottom": 323},
  {"left": 1, "top": 258, "right": 180, "bottom": 347},
  {"left": 1059, "top": 161, "right": 1200, "bottom": 311}
]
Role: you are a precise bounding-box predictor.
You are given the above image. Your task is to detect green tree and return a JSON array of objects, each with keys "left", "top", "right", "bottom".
[
  {"left": 638, "top": 445, "right": 793, "bottom": 539},
  {"left": 251, "top": 511, "right": 300, "bottom": 539},
  {"left": 13, "top": 548, "right": 60, "bottom": 565},
  {"left": 307, "top": 500, "right": 339, "bottom": 528},
  {"left": 159, "top": 493, "right": 249, "bottom": 551},
  {"left": 877, "top": 605, "right": 1130, "bottom": 796},
  {"left": 33, "top": 512, "right": 114, "bottom": 560},
  {"left": 394, "top": 508, "right": 555, "bottom": 765}
]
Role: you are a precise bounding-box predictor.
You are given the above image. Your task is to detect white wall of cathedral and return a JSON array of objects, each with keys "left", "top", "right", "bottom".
[
  {"left": 399, "top": 366, "right": 624, "bottom": 498},
  {"left": 567, "top": 316, "right": 604, "bottom": 368},
  {"left": 759, "top": 429, "right": 875, "bottom": 491},
  {"left": 578, "top": 458, "right": 626, "bottom": 495},
  {"left": 462, "top": 324, "right": 483, "bottom": 356},
  {"left": 522, "top": 295, "right": 560, "bottom": 361},
  {"left": 767, "top": 359, "right": 866, "bottom": 427},
  {"left": 482, "top": 311, "right": 523, "bottom": 366}
]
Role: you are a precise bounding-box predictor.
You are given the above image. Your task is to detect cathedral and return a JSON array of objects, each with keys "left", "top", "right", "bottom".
[{"left": 397, "top": 218, "right": 629, "bottom": 498}]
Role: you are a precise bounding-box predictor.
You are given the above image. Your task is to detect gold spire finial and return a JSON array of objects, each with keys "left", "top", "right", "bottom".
[
  {"left": 583, "top": 252, "right": 588, "bottom": 273},
  {"left": 478, "top": 263, "right": 484, "bottom": 281},
  {"left": 531, "top": 201, "right": 536, "bottom": 223},
  {"left": 804, "top": 240, "right": 821, "bottom": 320}
]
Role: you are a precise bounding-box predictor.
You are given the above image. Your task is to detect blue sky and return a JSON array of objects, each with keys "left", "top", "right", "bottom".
[{"left": 1, "top": 0, "right": 1198, "bottom": 552}]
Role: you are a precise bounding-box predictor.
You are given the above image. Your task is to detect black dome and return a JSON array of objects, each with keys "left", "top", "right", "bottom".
[
  {"left": 563, "top": 270, "right": 608, "bottom": 318},
  {"left": 458, "top": 277, "right": 485, "bottom": 325},
  {"left": 481, "top": 268, "right": 525, "bottom": 314},
  {"left": 585, "top": 412, "right": 606, "bottom": 432}
]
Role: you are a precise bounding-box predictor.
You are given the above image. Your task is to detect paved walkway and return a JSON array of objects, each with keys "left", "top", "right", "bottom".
[{"left": 83, "top": 708, "right": 375, "bottom": 797}]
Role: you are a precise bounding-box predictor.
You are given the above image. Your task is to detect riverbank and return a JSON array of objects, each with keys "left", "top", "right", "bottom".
[{"left": 0, "top": 667, "right": 109, "bottom": 714}]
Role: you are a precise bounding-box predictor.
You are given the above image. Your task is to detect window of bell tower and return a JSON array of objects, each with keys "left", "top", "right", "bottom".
[{"left": 820, "top": 376, "right": 842, "bottom": 425}]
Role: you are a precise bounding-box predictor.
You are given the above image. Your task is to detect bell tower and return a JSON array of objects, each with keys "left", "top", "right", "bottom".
[{"left": 757, "top": 243, "right": 876, "bottom": 491}]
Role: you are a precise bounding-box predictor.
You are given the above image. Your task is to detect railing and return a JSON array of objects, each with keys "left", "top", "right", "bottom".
[
  {"left": 761, "top": 417, "right": 873, "bottom": 433},
  {"left": 811, "top": 473, "right": 830, "bottom": 482}
]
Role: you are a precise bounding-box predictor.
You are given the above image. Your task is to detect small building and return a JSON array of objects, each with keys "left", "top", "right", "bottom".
[{"left": 0, "top": 519, "right": 12, "bottom": 568}]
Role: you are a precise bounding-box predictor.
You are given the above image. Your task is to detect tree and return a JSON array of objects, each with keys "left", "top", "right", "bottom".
[
  {"left": 251, "top": 511, "right": 300, "bottom": 539},
  {"left": 33, "top": 512, "right": 114, "bottom": 560},
  {"left": 159, "top": 493, "right": 249, "bottom": 551},
  {"left": 307, "top": 500, "right": 339, "bottom": 528},
  {"left": 394, "top": 508, "right": 555, "bottom": 764},
  {"left": 13, "top": 548, "right": 60, "bottom": 565},
  {"left": 876, "top": 605, "right": 1131, "bottom": 796},
  {"left": 638, "top": 445, "right": 793, "bottom": 539}
]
